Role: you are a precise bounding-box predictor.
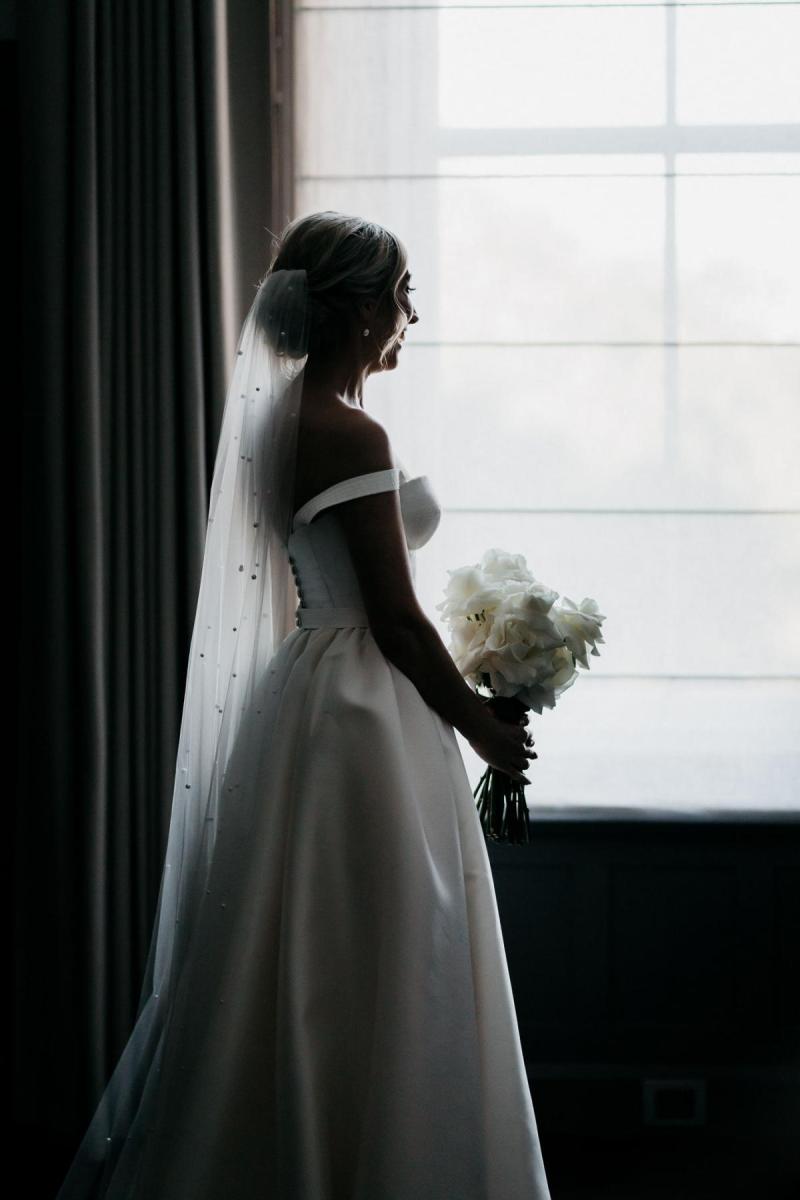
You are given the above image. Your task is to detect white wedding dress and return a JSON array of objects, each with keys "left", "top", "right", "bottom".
[{"left": 122, "top": 459, "right": 552, "bottom": 1199}]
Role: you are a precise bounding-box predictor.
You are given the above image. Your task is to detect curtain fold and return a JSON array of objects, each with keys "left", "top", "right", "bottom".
[{"left": 15, "top": 1, "right": 287, "bottom": 1183}]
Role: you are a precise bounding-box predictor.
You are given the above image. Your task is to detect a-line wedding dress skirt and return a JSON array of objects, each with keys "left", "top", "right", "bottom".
[{"left": 97, "top": 461, "right": 552, "bottom": 1199}]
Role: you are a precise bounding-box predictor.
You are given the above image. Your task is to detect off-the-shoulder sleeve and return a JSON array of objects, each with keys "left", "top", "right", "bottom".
[{"left": 292, "top": 468, "right": 401, "bottom": 530}]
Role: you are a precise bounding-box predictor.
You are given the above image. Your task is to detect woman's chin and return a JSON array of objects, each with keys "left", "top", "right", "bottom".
[{"left": 378, "top": 347, "right": 402, "bottom": 371}]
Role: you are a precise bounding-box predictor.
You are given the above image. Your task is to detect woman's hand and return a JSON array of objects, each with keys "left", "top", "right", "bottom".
[{"left": 466, "top": 707, "right": 537, "bottom": 784}]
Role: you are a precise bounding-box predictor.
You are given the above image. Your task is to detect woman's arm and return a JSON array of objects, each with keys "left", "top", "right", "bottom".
[{"left": 329, "top": 416, "right": 534, "bottom": 783}]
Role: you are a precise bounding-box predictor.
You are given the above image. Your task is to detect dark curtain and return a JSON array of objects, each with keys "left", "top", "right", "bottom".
[{"left": 13, "top": 2, "right": 294, "bottom": 1190}]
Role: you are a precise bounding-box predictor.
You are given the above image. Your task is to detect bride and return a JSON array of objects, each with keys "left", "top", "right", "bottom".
[{"left": 55, "top": 210, "right": 551, "bottom": 1199}]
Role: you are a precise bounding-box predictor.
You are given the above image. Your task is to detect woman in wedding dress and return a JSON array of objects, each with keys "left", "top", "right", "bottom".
[{"left": 56, "top": 211, "right": 551, "bottom": 1199}]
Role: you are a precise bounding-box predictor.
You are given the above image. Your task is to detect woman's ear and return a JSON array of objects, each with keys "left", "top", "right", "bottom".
[{"left": 358, "top": 298, "right": 377, "bottom": 327}]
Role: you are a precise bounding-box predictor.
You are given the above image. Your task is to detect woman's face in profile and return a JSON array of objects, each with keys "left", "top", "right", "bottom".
[{"left": 373, "top": 270, "right": 418, "bottom": 372}]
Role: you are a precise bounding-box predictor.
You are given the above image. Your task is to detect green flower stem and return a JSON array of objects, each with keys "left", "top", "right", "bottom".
[{"left": 473, "top": 766, "right": 532, "bottom": 844}]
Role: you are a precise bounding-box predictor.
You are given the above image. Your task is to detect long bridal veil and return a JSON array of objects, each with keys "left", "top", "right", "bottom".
[{"left": 56, "top": 267, "right": 311, "bottom": 1198}]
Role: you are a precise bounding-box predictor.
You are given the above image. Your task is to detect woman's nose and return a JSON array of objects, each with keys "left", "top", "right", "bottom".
[{"left": 409, "top": 308, "right": 419, "bottom": 324}]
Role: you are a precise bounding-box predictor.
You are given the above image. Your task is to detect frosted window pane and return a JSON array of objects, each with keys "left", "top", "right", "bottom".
[
  {"left": 677, "top": 6, "right": 800, "bottom": 125},
  {"left": 306, "top": 0, "right": 800, "bottom": 6},
  {"left": 365, "top": 345, "right": 800, "bottom": 511},
  {"left": 296, "top": 0, "right": 800, "bottom": 814},
  {"left": 676, "top": 172, "right": 800, "bottom": 342},
  {"left": 438, "top": 7, "right": 664, "bottom": 128},
  {"left": 307, "top": 1, "right": 661, "bottom": 9},
  {"left": 414, "top": 511, "right": 800, "bottom": 677},
  {"left": 453, "top": 679, "right": 800, "bottom": 814},
  {"left": 298, "top": 171, "right": 665, "bottom": 342}
]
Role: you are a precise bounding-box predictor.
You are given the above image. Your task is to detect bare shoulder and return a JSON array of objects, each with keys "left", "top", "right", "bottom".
[
  {"left": 294, "top": 402, "right": 395, "bottom": 512},
  {"left": 316, "top": 404, "right": 395, "bottom": 475}
]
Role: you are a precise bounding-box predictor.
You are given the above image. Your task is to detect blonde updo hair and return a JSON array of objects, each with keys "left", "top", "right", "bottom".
[{"left": 260, "top": 211, "right": 409, "bottom": 366}]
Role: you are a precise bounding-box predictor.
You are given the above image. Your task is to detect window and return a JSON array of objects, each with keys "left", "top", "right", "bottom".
[{"left": 294, "top": 0, "right": 800, "bottom": 816}]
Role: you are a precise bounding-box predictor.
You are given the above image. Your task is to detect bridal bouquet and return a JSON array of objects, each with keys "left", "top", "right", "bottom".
[{"left": 436, "top": 549, "right": 606, "bottom": 844}]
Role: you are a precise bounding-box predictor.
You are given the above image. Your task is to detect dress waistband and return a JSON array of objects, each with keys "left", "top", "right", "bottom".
[{"left": 296, "top": 606, "right": 370, "bottom": 629}]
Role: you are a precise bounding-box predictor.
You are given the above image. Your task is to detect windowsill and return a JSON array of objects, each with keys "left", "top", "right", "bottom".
[
  {"left": 526, "top": 805, "right": 800, "bottom": 824},
  {"left": 522, "top": 1061, "right": 799, "bottom": 1082}
]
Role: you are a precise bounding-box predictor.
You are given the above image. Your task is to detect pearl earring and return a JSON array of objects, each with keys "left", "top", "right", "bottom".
[{"left": 362, "top": 328, "right": 369, "bottom": 337}]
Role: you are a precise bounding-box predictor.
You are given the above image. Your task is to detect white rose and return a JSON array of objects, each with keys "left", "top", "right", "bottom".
[
  {"left": 518, "top": 646, "right": 579, "bottom": 713},
  {"left": 552, "top": 596, "right": 606, "bottom": 669},
  {"left": 436, "top": 570, "right": 519, "bottom": 626},
  {"left": 471, "top": 602, "right": 569, "bottom": 701},
  {"left": 504, "top": 581, "right": 560, "bottom": 620},
  {"left": 434, "top": 564, "right": 484, "bottom": 621},
  {"left": 450, "top": 617, "right": 492, "bottom": 680},
  {"left": 479, "top": 548, "right": 535, "bottom": 584},
  {"left": 438, "top": 549, "right": 606, "bottom": 712}
]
